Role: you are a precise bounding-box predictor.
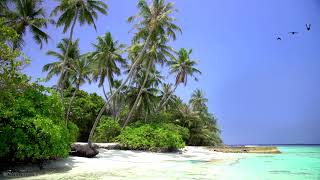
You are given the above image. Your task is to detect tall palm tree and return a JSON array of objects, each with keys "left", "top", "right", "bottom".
[
  {"left": 90, "top": 32, "right": 126, "bottom": 116},
  {"left": 122, "top": 0, "right": 181, "bottom": 126},
  {"left": 1, "top": 0, "right": 51, "bottom": 49},
  {"left": 123, "top": 37, "right": 175, "bottom": 126},
  {"left": 89, "top": 0, "right": 181, "bottom": 146},
  {"left": 42, "top": 38, "right": 80, "bottom": 87},
  {"left": 189, "top": 89, "right": 208, "bottom": 112},
  {"left": 66, "top": 54, "right": 92, "bottom": 122},
  {"left": 160, "top": 48, "right": 201, "bottom": 109},
  {"left": 51, "top": 0, "right": 108, "bottom": 93}
]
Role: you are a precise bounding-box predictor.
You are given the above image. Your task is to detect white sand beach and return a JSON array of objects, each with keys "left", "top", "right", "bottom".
[{"left": 15, "top": 144, "right": 243, "bottom": 180}]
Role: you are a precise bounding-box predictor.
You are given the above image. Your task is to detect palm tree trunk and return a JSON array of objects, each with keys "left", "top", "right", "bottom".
[
  {"left": 66, "top": 83, "right": 79, "bottom": 124},
  {"left": 102, "top": 85, "right": 108, "bottom": 101},
  {"left": 159, "top": 84, "right": 178, "bottom": 110},
  {"left": 102, "top": 85, "right": 110, "bottom": 113},
  {"left": 156, "top": 88, "right": 170, "bottom": 111},
  {"left": 122, "top": 59, "right": 153, "bottom": 127},
  {"left": 88, "top": 32, "right": 152, "bottom": 147},
  {"left": 107, "top": 77, "right": 116, "bottom": 118},
  {"left": 58, "top": 8, "right": 79, "bottom": 97}
]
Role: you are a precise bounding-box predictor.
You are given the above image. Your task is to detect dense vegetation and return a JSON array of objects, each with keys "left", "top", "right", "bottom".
[
  {"left": 0, "top": 0, "right": 222, "bottom": 158},
  {"left": 0, "top": 21, "right": 78, "bottom": 162},
  {"left": 117, "top": 123, "right": 187, "bottom": 152}
]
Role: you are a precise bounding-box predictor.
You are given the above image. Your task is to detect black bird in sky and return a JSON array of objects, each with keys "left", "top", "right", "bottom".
[
  {"left": 306, "top": 24, "right": 311, "bottom": 31},
  {"left": 288, "top": 31, "right": 298, "bottom": 35},
  {"left": 277, "top": 37, "right": 282, "bottom": 40}
]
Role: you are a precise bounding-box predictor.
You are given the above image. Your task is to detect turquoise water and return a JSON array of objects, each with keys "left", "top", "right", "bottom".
[{"left": 216, "top": 146, "right": 320, "bottom": 180}]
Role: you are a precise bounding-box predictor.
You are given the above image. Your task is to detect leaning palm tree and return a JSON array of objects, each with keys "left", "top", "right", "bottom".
[
  {"left": 88, "top": 0, "right": 181, "bottom": 146},
  {"left": 42, "top": 39, "right": 80, "bottom": 90},
  {"left": 51, "top": 0, "right": 108, "bottom": 93},
  {"left": 66, "top": 54, "right": 92, "bottom": 122},
  {"left": 1, "top": 0, "right": 51, "bottom": 49},
  {"left": 159, "top": 48, "right": 201, "bottom": 109},
  {"left": 90, "top": 32, "right": 126, "bottom": 116},
  {"left": 123, "top": 37, "right": 175, "bottom": 126},
  {"left": 123, "top": 66, "right": 162, "bottom": 126}
]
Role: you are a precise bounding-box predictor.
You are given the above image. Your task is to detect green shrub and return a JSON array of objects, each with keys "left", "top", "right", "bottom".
[
  {"left": 0, "top": 116, "right": 70, "bottom": 161},
  {"left": 117, "top": 123, "right": 186, "bottom": 152},
  {"left": 67, "top": 122, "right": 80, "bottom": 143},
  {"left": 65, "top": 89, "right": 105, "bottom": 142},
  {"left": 162, "top": 123, "right": 189, "bottom": 142},
  {"left": 93, "top": 117, "right": 121, "bottom": 143},
  {"left": 0, "top": 80, "right": 72, "bottom": 162}
]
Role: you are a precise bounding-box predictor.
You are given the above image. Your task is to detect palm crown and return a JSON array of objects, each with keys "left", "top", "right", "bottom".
[
  {"left": 1, "top": 0, "right": 51, "bottom": 49},
  {"left": 51, "top": 0, "right": 108, "bottom": 33},
  {"left": 169, "top": 48, "right": 201, "bottom": 86},
  {"left": 129, "top": 0, "right": 181, "bottom": 43},
  {"left": 189, "top": 89, "right": 208, "bottom": 112},
  {"left": 42, "top": 38, "right": 80, "bottom": 82},
  {"left": 90, "top": 32, "right": 126, "bottom": 88}
]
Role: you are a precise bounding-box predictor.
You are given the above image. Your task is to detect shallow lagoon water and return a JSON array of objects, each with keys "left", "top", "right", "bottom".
[
  {"left": 14, "top": 146, "right": 320, "bottom": 180},
  {"left": 216, "top": 146, "right": 320, "bottom": 180}
]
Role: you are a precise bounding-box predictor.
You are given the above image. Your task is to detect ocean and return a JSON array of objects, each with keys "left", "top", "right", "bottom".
[{"left": 213, "top": 145, "right": 320, "bottom": 180}]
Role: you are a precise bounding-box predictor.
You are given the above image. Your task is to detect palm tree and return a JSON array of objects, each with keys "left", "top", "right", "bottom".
[
  {"left": 123, "top": 37, "right": 175, "bottom": 126},
  {"left": 51, "top": 0, "right": 108, "bottom": 93},
  {"left": 0, "top": 0, "right": 9, "bottom": 12},
  {"left": 189, "top": 89, "right": 208, "bottom": 112},
  {"left": 159, "top": 48, "right": 201, "bottom": 109},
  {"left": 65, "top": 54, "right": 92, "bottom": 122},
  {"left": 1, "top": 0, "right": 51, "bottom": 49},
  {"left": 90, "top": 32, "right": 126, "bottom": 117},
  {"left": 174, "top": 104, "right": 200, "bottom": 130},
  {"left": 88, "top": 0, "right": 181, "bottom": 146},
  {"left": 124, "top": 66, "right": 162, "bottom": 125},
  {"left": 42, "top": 38, "right": 80, "bottom": 88}
]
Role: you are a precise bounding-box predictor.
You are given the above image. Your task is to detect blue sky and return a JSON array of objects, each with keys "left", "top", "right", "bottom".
[{"left": 22, "top": 0, "right": 320, "bottom": 144}]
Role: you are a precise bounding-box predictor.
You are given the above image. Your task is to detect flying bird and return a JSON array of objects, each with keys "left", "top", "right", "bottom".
[
  {"left": 288, "top": 32, "right": 298, "bottom": 35},
  {"left": 306, "top": 24, "right": 311, "bottom": 31},
  {"left": 277, "top": 37, "right": 282, "bottom": 40}
]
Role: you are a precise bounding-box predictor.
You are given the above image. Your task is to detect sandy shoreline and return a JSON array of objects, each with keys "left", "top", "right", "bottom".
[{"left": 8, "top": 145, "right": 244, "bottom": 180}]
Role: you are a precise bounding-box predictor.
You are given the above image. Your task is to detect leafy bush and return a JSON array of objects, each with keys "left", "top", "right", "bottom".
[
  {"left": 67, "top": 122, "right": 80, "bottom": 143},
  {"left": 117, "top": 123, "right": 186, "bottom": 152},
  {"left": 93, "top": 117, "right": 121, "bottom": 143},
  {"left": 0, "top": 79, "right": 73, "bottom": 162},
  {"left": 65, "top": 89, "right": 106, "bottom": 142},
  {"left": 162, "top": 123, "right": 189, "bottom": 142},
  {"left": 0, "top": 116, "right": 70, "bottom": 161}
]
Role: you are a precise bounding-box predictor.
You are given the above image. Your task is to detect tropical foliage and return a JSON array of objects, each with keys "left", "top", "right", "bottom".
[
  {"left": 117, "top": 123, "right": 186, "bottom": 152},
  {"left": 0, "top": 0, "right": 223, "bottom": 161},
  {"left": 0, "top": 0, "right": 51, "bottom": 49}
]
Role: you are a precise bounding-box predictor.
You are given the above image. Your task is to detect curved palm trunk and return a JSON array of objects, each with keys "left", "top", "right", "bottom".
[
  {"left": 102, "top": 85, "right": 108, "bottom": 101},
  {"left": 155, "top": 89, "right": 170, "bottom": 111},
  {"left": 88, "top": 33, "right": 152, "bottom": 147},
  {"left": 107, "top": 77, "right": 116, "bottom": 118},
  {"left": 66, "top": 83, "right": 80, "bottom": 124},
  {"left": 122, "top": 59, "right": 153, "bottom": 127},
  {"left": 102, "top": 85, "right": 110, "bottom": 113},
  {"left": 158, "top": 84, "right": 178, "bottom": 110},
  {"left": 58, "top": 8, "right": 79, "bottom": 97}
]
